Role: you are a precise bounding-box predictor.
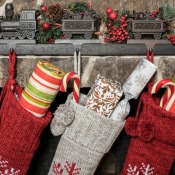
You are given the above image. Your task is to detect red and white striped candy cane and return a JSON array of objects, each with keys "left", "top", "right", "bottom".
[
  {"left": 60, "top": 72, "right": 80, "bottom": 103},
  {"left": 151, "top": 79, "right": 175, "bottom": 107},
  {"left": 160, "top": 85, "right": 174, "bottom": 107}
]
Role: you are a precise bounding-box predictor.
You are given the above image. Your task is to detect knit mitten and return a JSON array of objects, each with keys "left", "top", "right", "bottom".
[
  {"left": 121, "top": 92, "right": 175, "bottom": 175},
  {"left": 48, "top": 93, "right": 125, "bottom": 175},
  {"left": 0, "top": 51, "right": 52, "bottom": 175}
]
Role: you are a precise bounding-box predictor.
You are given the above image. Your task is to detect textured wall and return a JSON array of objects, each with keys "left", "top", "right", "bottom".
[
  {"left": 0, "top": 1, "right": 175, "bottom": 175},
  {"left": 0, "top": 0, "right": 174, "bottom": 87},
  {"left": 0, "top": 0, "right": 175, "bottom": 17},
  {"left": 0, "top": 55, "right": 174, "bottom": 87}
]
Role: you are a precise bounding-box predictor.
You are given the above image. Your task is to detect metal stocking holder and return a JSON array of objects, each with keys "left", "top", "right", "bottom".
[{"left": 55, "top": 39, "right": 101, "bottom": 77}]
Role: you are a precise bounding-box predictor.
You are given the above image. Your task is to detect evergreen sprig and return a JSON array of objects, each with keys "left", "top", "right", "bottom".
[
  {"left": 120, "top": 9, "right": 131, "bottom": 18},
  {"left": 36, "top": 28, "right": 61, "bottom": 44},
  {"left": 162, "top": 4, "right": 174, "bottom": 21},
  {"left": 68, "top": 2, "right": 88, "bottom": 13},
  {"left": 36, "top": 4, "right": 62, "bottom": 43}
]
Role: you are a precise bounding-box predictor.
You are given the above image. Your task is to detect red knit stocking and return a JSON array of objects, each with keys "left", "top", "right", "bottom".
[
  {"left": 121, "top": 92, "right": 175, "bottom": 175},
  {"left": 0, "top": 51, "right": 52, "bottom": 175}
]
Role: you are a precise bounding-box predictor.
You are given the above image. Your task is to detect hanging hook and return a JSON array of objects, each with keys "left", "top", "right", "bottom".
[
  {"left": 10, "top": 48, "right": 15, "bottom": 54},
  {"left": 149, "top": 48, "right": 153, "bottom": 55},
  {"left": 75, "top": 48, "right": 79, "bottom": 57}
]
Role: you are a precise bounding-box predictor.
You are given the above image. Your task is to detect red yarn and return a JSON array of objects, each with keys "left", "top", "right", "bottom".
[
  {"left": 146, "top": 51, "right": 154, "bottom": 94},
  {"left": 121, "top": 92, "right": 175, "bottom": 175},
  {"left": 125, "top": 117, "right": 138, "bottom": 137},
  {"left": 8, "top": 51, "right": 16, "bottom": 79},
  {"left": 0, "top": 51, "right": 52, "bottom": 174}
]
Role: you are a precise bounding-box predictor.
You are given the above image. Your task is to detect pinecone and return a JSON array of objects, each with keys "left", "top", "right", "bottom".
[
  {"left": 45, "top": 5, "right": 62, "bottom": 23},
  {"left": 164, "top": 21, "right": 171, "bottom": 30}
]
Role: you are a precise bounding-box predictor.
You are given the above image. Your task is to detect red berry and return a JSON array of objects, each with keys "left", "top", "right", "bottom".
[
  {"left": 48, "top": 38, "right": 53, "bottom": 43},
  {"left": 106, "top": 7, "right": 113, "bottom": 14},
  {"left": 112, "top": 26, "right": 117, "bottom": 30},
  {"left": 109, "top": 11, "right": 117, "bottom": 20},
  {"left": 61, "top": 34, "right": 65, "bottom": 39},
  {"left": 106, "top": 21, "right": 113, "bottom": 28},
  {"left": 42, "top": 22, "right": 50, "bottom": 30},
  {"left": 87, "top": 3, "right": 91, "bottom": 8},
  {"left": 118, "top": 31, "right": 122, "bottom": 35},
  {"left": 41, "top": 5, "right": 47, "bottom": 12}
]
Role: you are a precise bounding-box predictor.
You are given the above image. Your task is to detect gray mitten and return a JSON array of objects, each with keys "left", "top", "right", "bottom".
[{"left": 48, "top": 93, "right": 125, "bottom": 175}]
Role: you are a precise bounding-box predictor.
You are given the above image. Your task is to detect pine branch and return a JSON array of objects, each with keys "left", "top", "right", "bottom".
[
  {"left": 68, "top": 2, "right": 88, "bottom": 13},
  {"left": 162, "top": 4, "right": 174, "bottom": 21}
]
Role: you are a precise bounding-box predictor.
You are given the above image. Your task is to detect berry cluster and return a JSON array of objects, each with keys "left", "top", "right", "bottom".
[
  {"left": 106, "top": 7, "right": 117, "bottom": 20},
  {"left": 151, "top": 10, "right": 159, "bottom": 19},
  {"left": 167, "top": 34, "right": 175, "bottom": 44},
  {"left": 104, "top": 14, "right": 130, "bottom": 43}
]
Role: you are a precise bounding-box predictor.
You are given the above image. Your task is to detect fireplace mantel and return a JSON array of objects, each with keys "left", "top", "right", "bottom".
[{"left": 0, "top": 42, "right": 174, "bottom": 87}]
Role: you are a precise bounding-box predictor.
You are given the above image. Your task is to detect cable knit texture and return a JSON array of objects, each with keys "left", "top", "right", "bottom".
[
  {"left": 0, "top": 52, "right": 52, "bottom": 175},
  {"left": 49, "top": 93, "right": 125, "bottom": 175},
  {"left": 121, "top": 92, "right": 175, "bottom": 175}
]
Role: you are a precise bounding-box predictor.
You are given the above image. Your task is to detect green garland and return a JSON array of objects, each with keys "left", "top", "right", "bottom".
[
  {"left": 35, "top": 2, "right": 175, "bottom": 44},
  {"left": 36, "top": 2, "right": 91, "bottom": 43},
  {"left": 36, "top": 4, "right": 62, "bottom": 44},
  {"left": 68, "top": 2, "right": 89, "bottom": 13},
  {"left": 163, "top": 4, "right": 174, "bottom": 22},
  {"left": 36, "top": 28, "right": 62, "bottom": 44}
]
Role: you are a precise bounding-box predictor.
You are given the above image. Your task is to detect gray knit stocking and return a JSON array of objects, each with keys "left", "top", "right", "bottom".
[{"left": 48, "top": 93, "right": 125, "bottom": 175}]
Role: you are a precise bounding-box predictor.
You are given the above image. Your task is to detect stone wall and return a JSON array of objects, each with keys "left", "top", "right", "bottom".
[
  {"left": 0, "top": 0, "right": 175, "bottom": 17},
  {"left": 0, "top": 0, "right": 175, "bottom": 87},
  {"left": 0, "top": 55, "right": 175, "bottom": 87}
]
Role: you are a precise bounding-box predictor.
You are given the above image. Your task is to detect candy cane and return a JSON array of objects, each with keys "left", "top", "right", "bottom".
[
  {"left": 151, "top": 79, "right": 175, "bottom": 107},
  {"left": 60, "top": 72, "right": 80, "bottom": 103},
  {"left": 160, "top": 85, "right": 174, "bottom": 107}
]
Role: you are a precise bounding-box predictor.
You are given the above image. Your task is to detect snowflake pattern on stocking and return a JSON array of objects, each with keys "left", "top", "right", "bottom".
[
  {"left": 127, "top": 164, "right": 139, "bottom": 175},
  {"left": 0, "top": 156, "right": 20, "bottom": 175},
  {"left": 52, "top": 161, "right": 63, "bottom": 175},
  {"left": 64, "top": 161, "right": 81, "bottom": 175},
  {"left": 140, "top": 163, "right": 156, "bottom": 175},
  {"left": 52, "top": 161, "right": 81, "bottom": 175},
  {"left": 127, "top": 163, "right": 157, "bottom": 175},
  {"left": 0, "top": 168, "right": 20, "bottom": 175},
  {"left": 0, "top": 157, "right": 8, "bottom": 168}
]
